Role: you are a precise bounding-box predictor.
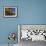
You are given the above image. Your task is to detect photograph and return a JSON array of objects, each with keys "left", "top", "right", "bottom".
[{"left": 4, "top": 6, "right": 17, "bottom": 17}]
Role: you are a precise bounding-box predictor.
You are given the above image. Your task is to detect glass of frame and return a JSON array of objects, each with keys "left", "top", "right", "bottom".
[{"left": 4, "top": 6, "right": 17, "bottom": 17}]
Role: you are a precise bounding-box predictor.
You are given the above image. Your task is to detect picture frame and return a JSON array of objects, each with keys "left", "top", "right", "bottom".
[{"left": 4, "top": 6, "right": 17, "bottom": 17}]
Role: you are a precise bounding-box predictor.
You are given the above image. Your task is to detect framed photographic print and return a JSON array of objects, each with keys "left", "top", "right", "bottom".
[{"left": 4, "top": 6, "right": 17, "bottom": 17}]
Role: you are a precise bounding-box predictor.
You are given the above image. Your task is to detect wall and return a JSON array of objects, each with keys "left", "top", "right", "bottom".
[
  {"left": 0, "top": 0, "right": 18, "bottom": 44},
  {"left": 0, "top": 0, "right": 46, "bottom": 44}
]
